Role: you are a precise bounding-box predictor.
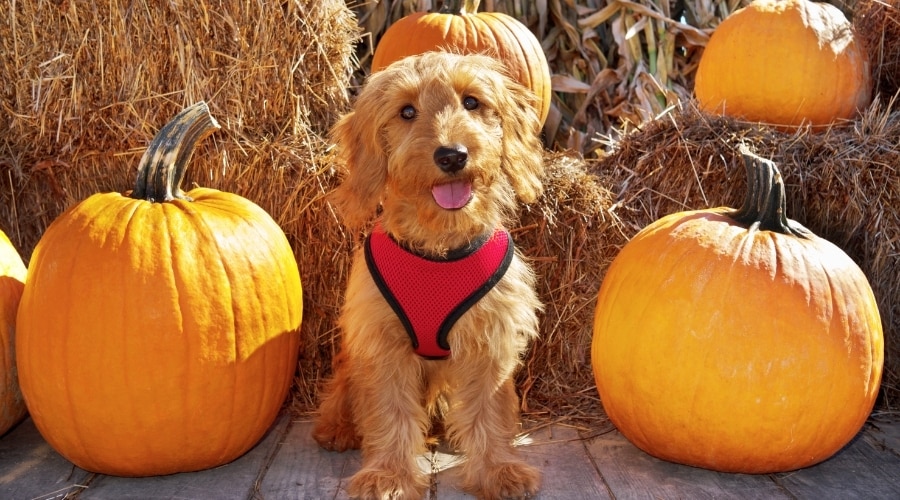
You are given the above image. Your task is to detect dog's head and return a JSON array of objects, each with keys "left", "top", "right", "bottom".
[{"left": 329, "top": 51, "right": 544, "bottom": 254}]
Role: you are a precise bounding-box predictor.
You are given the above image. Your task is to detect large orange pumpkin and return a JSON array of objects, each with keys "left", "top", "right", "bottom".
[
  {"left": 0, "top": 230, "right": 27, "bottom": 436},
  {"left": 371, "top": 0, "right": 552, "bottom": 125},
  {"left": 591, "top": 147, "right": 883, "bottom": 473},
  {"left": 16, "top": 102, "right": 303, "bottom": 476},
  {"left": 694, "top": 0, "right": 871, "bottom": 129}
]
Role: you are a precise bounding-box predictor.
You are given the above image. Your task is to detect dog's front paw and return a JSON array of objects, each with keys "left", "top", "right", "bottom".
[
  {"left": 468, "top": 461, "right": 541, "bottom": 500},
  {"left": 347, "top": 467, "right": 428, "bottom": 500},
  {"left": 312, "top": 418, "right": 361, "bottom": 452}
]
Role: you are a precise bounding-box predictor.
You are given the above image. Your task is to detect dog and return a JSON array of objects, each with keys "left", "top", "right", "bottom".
[{"left": 313, "top": 51, "right": 545, "bottom": 500}]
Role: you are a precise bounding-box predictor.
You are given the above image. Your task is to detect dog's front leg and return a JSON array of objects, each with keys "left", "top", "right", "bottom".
[
  {"left": 346, "top": 350, "right": 431, "bottom": 500},
  {"left": 446, "top": 359, "right": 541, "bottom": 500},
  {"left": 313, "top": 349, "right": 362, "bottom": 451}
]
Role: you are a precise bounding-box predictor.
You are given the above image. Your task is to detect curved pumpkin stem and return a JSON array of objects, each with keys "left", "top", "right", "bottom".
[
  {"left": 729, "top": 145, "right": 811, "bottom": 239},
  {"left": 440, "top": 0, "right": 480, "bottom": 14},
  {"left": 132, "top": 101, "right": 221, "bottom": 202}
]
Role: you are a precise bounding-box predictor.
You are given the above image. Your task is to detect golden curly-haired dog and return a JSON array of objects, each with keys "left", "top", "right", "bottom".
[{"left": 313, "top": 51, "right": 545, "bottom": 500}]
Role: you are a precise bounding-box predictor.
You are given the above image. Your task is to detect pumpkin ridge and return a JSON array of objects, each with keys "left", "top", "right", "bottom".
[
  {"left": 432, "top": 12, "right": 458, "bottom": 49},
  {"left": 805, "top": 261, "right": 850, "bottom": 460},
  {"left": 227, "top": 203, "right": 302, "bottom": 327},
  {"left": 157, "top": 201, "right": 213, "bottom": 458},
  {"left": 466, "top": 13, "right": 496, "bottom": 49},
  {"left": 488, "top": 12, "right": 551, "bottom": 119},
  {"left": 112, "top": 198, "right": 154, "bottom": 460},
  {"left": 172, "top": 202, "right": 237, "bottom": 363},
  {"left": 173, "top": 196, "right": 294, "bottom": 457},
  {"left": 487, "top": 14, "right": 536, "bottom": 83},
  {"left": 54, "top": 214, "right": 97, "bottom": 465}
]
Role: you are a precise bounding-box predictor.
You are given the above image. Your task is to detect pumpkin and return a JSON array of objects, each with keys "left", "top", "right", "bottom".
[
  {"left": 591, "top": 147, "right": 883, "bottom": 473},
  {"left": 371, "top": 0, "right": 552, "bottom": 126},
  {"left": 694, "top": 0, "right": 871, "bottom": 129},
  {"left": 16, "top": 102, "right": 303, "bottom": 476},
  {"left": 0, "top": 230, "right": 27, "bottom": 436}
]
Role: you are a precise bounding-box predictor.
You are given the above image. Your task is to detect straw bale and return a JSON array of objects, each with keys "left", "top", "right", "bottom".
[
  {"left": 591, "top": 100, "right": 900, "bottom": 409},
  {"left": 0, "top": 0, "right": 359, "bottom": 410},
  {"left": 1, "top": 0, "right": 358, "bottom": 246},
  {"left": 514, "top": 152, "right": 621, "bottom": 417},
  {"left": 855, "top": 0, "right": 900, "bottom": 101}
]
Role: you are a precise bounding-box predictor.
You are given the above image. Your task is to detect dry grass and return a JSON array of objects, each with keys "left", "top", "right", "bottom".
[{"left": 1, "top": 0, "right": 898, "bottom": 421}]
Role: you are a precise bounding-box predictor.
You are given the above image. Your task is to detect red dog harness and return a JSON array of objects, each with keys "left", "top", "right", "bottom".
[{"left": 365, "top": 224, "right": 514, "bottom": 359}]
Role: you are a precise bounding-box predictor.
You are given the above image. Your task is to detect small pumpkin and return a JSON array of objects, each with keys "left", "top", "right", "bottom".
[
  {"left": 16, "top": 102, "right": 303, "bottom": 476},
  {"left": 694, "top": 0, "right": 871, "bottom": 129},
  {"left": 0, "top": 230, "right": 27, "bottom": 436},
  {"left": 371, "top": 0, "right": 552, "bottom": 125},
  {"left": 591, "top": 147, "right": 883, "bottom": 473}
]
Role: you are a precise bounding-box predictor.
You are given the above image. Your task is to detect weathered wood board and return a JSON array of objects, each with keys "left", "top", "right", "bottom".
[
  {"left": 256, "top": 418, "right": 357, "bottom": 499},
  {"left": 0, "top": 419, "right": 92, "bottom": 500},
  {"left": 582, "top": 428, "right": 792, "bottom": 500},
  {"left": 2, "top": 412, "right": 899, "bottom": 499},
  {"left": 429, "top": 423, "right": 613, "bottom": 500},
  {"left": 77, "top": 414, "right": 289, "bottom": 499}
]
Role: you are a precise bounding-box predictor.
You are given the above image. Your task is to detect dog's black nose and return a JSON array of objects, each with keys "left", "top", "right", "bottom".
[{"left": 434, "top": 145, "right": 468, "bottom": 173}]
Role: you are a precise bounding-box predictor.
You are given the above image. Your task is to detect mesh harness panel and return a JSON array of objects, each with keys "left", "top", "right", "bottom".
[{"left": 364, "top": 224, "right": 514, "bottom": 359}]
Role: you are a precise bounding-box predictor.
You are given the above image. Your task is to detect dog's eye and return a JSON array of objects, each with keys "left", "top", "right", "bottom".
[
  {"left": 400, "top": 105, "right": 416, "bottom": 120},
  {"left": 462, "top": 96, "right": 479, "bottom": 111}
]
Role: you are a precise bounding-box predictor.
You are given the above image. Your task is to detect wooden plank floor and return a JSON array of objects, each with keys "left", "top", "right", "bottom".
[{"left": 2, "top": 411, "right": 898, "bottom": 499}]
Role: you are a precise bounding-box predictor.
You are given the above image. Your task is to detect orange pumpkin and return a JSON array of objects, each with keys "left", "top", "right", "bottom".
[
  {"left": 695, "top": 0, "right": 871, "bottom": 129},
  {"left": 591, "top": 147, "right": 883, "bottom": 473},
  {"left": 0, "top": 230, "right": 27, "bottom": 436},
  {"left": 371, "top": 0, "right": 552, "bottom": 125},
  {"left": 16, "top": 102, "right": 303, "bottom": 476}
]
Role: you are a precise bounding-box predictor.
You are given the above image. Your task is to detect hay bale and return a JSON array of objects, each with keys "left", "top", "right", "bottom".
[
  {"left": 1, "top": 0, "right": 358, "bottom": 251},
  {"left": 0, "top": 0, "right": 359, "bottom": 410},
  {"left": 514, "top": 152, "right": 621, "bottom": 416},
  {"left": 592, "top": 101, "right": 900, "bottom": 409},
  {"left": 855, "top": 0, "right": 900, "bottom": 101}
]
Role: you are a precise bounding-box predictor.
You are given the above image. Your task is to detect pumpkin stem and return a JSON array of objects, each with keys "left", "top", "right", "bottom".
[
  {"left": 131, "top": 101, "right": 221, "bottom": 202},
  {"left": 729, "top": 145, "right": 811, "bottom": 239},
  {"left": 439, "top": 0, "right": 480, "bottom": 14}
]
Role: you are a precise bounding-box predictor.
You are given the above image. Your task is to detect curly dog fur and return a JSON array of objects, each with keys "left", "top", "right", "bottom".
[{"left": 313, "top": 51, "right": 545, "bottom": 500}]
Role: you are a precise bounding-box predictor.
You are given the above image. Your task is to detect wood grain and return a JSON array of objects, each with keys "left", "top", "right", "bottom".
[{"left": 2, "top": 413, "right": 899, "bottom": 499}]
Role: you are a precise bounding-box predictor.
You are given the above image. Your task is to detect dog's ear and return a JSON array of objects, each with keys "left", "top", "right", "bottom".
[
  {"left": 497, "top": 76, "right": 545, "bottom": 204},
  {"left": 328, "top": 99, "right": 388, "bottom": 229}
]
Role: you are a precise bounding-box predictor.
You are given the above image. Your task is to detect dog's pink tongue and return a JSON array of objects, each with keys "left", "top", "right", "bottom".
[{"left": 432, "top": 181, "right": 473, "bottom": 209}]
